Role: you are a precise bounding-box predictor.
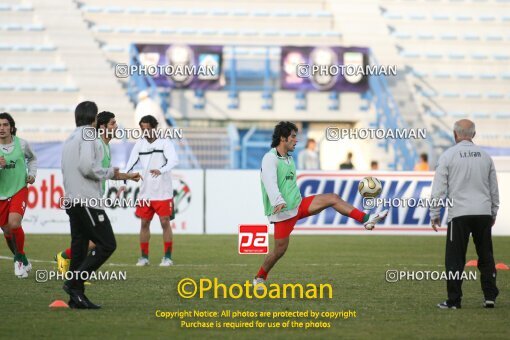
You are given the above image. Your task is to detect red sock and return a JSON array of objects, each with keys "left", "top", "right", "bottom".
[
  {"left": 12, "top": 227, "right": 25, "bottom": 255},
  {"left": 256, "top": 267, "right": 268, "bottom": 280},
  {"left": 164, "top": 241, "right": 172, "bottom": 258},
  {"left": 140, "top": 242, "right": 149, "bottom": 258},
  {"left": 65, "top": 248, "right": 72, "bottom": 259},
  {"left": 349, "top": 208, "right": 366, "bottom": 223}
]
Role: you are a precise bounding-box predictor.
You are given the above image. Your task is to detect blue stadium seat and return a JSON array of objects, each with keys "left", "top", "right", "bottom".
[
  {"left": 401, "top": 51, "right": 420, "bottom": 58},
  {"left": 408, "top": 14, "right": 426, "bottom": 20},
  {"left": 27, "top": 65, "right": 46, "bottom": 72},
  {"left": 241, "top": 30, "right": 259, "bottom": 36},
  {"left": 274, "top": 11, "right": 291, "bottom": 17},
  {"left": 49, "top": 65, "right": 67, "bottom": 72},
  {"left": 284, "top": 31, "right": 301, "bottom": 37},
  {"left": 251, "top": 10, "right": 270, "bottom": 17},
  {"left": 417, "top": 33, "right": 434, "bottom": 40},
  {"left": 232, "top": 10, "right": 249, "bottom": 16},
  {"left": 295, "top": 11, "right": 312, "bottom": 17},
  {"left": 6, "top": 24, "right": 22, "bottom": 31},
  {"left": 148, "top": 8, "right": 166, "bottom": 15},
  {"left": 479, "top": 15, "right": 495, "bottom": 21},
  {"left": 464, "top": 34, "right": 480, "bottom": 40},
  {"left": 263, "top": 30, "right": 280, "bottom": 36},
  {"left": 464, "top": 92, "right": 482, "bottom": 98},
  {"left": 27, "top": 24, "right": 45, "bottom": 31},
  {"left": 29, "top": 105, "right": 50, "bottom": 112},
  {"left": 472, "top": 53, "right": 488, "bottom": 60},
  {"left": 137, "top": 27, "right": 156, "bottom": 34},
  {"left": 82, "top": 6, "right": 103, "bottom": 13},
  {"left": 440, "top": 34, "right": 457, "bottom": 40},
  {"left": 502, "top": 15, "right": 510, "bottom": 22},
  {"left": 95, "top": 26, "right": 114, "bottom": 33},
  {"left": 0, "top": 44, "right": 13, "bottom": 51},
  {"left": 501, "top": 72, "right": 510, "bottom": 79},
  {"left": 393, "top": 32, "right": 412, "bottom": 39},
  {"left": 434, "top": 72, "right": 451, "bottom": 78},
  {"left": 105, "top": 7, "right": 124, "bottom": 14},
  {"left": 472, "top": 112, "right": 490, "bottom": 119},
  {"left": 7, "top": 105, "right": 28, "bottom": 112},
  {"left": 456, "top": 72, "right": 474, "bottom": 79},
  {"left": 61, "top": 86, "right": 79, "bottom": 92},
  {"left": 17, "top": 85, "right": 37, "bottom": 91},
  {"left": 212, "top": 9, "right": 229, "bottom": 16},
  {"left": 448, "top": 53, "right": 465, "bottom": 60},
  {"left": 39, "top": 85, "right": 58, "bottom": 91},
  {"left": 426, "top": 52, "right": 443, "bottom": 59},
  {"left": 486, "top": 34, "right": 503, "bottom": 41},
  {"left": 486, "top": 92, "right": 504, "bottom": 99},
  {"left": 442, "top": 92, "right": 460, "bottom": 98},
  {"left": 169, "top": 9, "right": 187, "bottom": 15},
  {"left": 160, "top": 28, "right": 177, "bottom": 34},
  {"left": 15, "top": 4, "right": 33, "bottom": 12},
  {"left": 456, "top": 15, "right": 473, "bottom": 21},
  {"left": 495, "top": 112, "right": 510, "bottom": 119},
  {"left": 305, "top": 31, "right": 321, "bottom": 37},
  {"left": 38, "top": 45, "right": 57, "bottom": 51},
  {"left": 384, "top": 13, "right": 403, "bottom": 20},
  {"left": 15, "top": 45, "right": 34, "bottom": 51},
  {"left": 179, "top": 28, "right": 197, "bottom": 35},
  {"left": 432, "top": 14, "right": 450, "bottom": 20},
  {"left": 5, "top": 64, "right": 23, "bottom": 71},
  {"left": 51, "top": 105, "right": 73, "bottom": 112},
  {"left": 0, "top": 4, "right": 11, "bottom": 11},
  {"left": 316, "top": 11, "right": 333, "bottom": 18},
  {"left": 449, "top": 112, "right": 468, "bottom": 118},
  {"left": 0, "top": 85, "right": 15, "bottom": 91},
  {"left": 221, "top": 29, "right": 239, "bottom": 36},
  {"left": 323, "top": 31, "right": 341, "bottom": 38},
  {"left": 494, "top": 54, "right": 510, "bottom": 60},
  {"left": 127, "top": 7, "right": 145, "bottom": 15},
  {"left": 200, "top": 29, "right": 218, "bottom": 36},
  {"left": 190, "top": 9, "right": 208, "bottom": 15},
  {"left": 479, "top": 73, "right": 497, "bottom": 79},
  {"left": 117, "top": 27, "right": 135, "bottom": 34}
]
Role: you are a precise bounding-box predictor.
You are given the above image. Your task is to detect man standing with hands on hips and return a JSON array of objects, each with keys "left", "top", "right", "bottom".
[{"left": 430, "top": 119, "right": 499, "bottom": 309}]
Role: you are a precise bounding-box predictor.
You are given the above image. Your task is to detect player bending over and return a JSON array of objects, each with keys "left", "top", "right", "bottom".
[
  {"left": 253, "top": 121, "right": 388, "bottom": 288},
  {"left": 123, "top": 115, "right": 179, "bottom": 266},
  {"left": 0, "top": 112, "right": 37, "bottom": 278}
]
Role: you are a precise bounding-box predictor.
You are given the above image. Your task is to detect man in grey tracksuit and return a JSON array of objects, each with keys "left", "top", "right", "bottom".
[
  {"left": 61, "top": 101, "right": 140, "bottom": 309},
  {"left": 430, "top": 119, "right": 499, "bottom": 309}
]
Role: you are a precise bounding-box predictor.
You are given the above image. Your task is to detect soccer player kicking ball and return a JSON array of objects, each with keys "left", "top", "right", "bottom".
[
  {"left": 0, "top": 112, "right": 37, "bottom": 278},
  {"left": 124, "top": 115, "right": 179, "bottom": 267},
  {"left": 253, "top": 122, "right": 388, "bottom": 288}
]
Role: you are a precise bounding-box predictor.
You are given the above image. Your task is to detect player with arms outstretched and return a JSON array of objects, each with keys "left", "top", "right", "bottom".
[
  {"left": 253, "top": 121, "right": 388, "bottom": 287},
  {"left": 0, "top": 112, "right": 37, "bottom": 278}
]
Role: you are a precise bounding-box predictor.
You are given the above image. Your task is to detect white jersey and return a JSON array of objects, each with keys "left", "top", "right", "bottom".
[{"left": 125, "top": 138, "right": 179, "bottom": 200}]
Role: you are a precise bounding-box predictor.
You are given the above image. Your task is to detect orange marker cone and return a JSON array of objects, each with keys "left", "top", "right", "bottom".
[
  {"left": 496, "top": 263, "right": 510, "bottom": 270},
  {"left": 465, "top": 260, "right": 478, "bottom": 267},
  {"left": 49, "top": 300, "right": 69, "bottom": 308}
]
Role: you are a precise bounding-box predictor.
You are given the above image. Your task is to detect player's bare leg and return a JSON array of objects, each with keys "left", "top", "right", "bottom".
[
  {"left": 136, "top": 219, "right": 151, "bottom": 266},
  {"left": 308, "top": 194, "right": 388, "bottom": 230},
  {"left": 261, "top": 237, "right": 289, "bottom": 273},
  {"left": 159, "top": 216, "right": 173, "bottom": 266},
  {"left": 5, "top": 212, "right": 29, "bottom": 277}
]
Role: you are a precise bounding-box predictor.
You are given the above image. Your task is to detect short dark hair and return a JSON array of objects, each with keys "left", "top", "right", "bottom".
[
  {"left": 96, "top": 111, "right": 115, "bottom": 131},
  {"left": 347, "top": 152, "right": 353, "bottom": 159},
  {"left": 139, "top": 115, "right": 159, "bottom": 128},
  {"left": 75, "top": 101, "right": 98, "bottom": 127},
  {"left": 271, "top": 121, "right": 298, "bottom": 148},
  {"left": 306, "top": 138, "right": 316, "bottom": 148},
  {"left": 0, "top": 112, "right": 17, "bottom": 135},
  {"left": 420, "top": 153, "right": 428, "bottom": 162},
  {"left": 371, "top": 161, "right": 378, "bottom": 167}
]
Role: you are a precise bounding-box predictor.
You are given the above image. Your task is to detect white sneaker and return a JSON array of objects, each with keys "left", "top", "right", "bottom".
[
  {"left": 136, "top": 257, "right": 150, "bottom": 266},
  {"left": 24, "top": 261, "right": 32, "bottom": 273},
  {"left": 14, "top": 261, "right": 28, "bottom": 278},
  {"left": 364, "top": 209, "right": 388, "bottom": 230},
  {"left": 253, "top": 277, "right": 266, "bottom": 291},
  {"left": 159, "top": 257, "right": 173, "bottom": 267}
]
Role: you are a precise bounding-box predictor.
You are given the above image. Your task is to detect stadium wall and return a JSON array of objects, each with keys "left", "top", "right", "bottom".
[{"left": 23, "top": 169, "right": 510, "bottom": 236}]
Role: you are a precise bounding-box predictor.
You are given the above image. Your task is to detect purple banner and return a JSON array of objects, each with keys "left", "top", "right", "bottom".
[
  {"left": 281, "top": 46, "right": 369, "bottom": 92},
  {"left": 135, "top": 44, "right": 223, "bottom": 89}
]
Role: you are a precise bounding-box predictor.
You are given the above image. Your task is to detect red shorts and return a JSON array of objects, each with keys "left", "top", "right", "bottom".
[
  {"left": 0, "top": 187, "right": 28, "bottom": 227},
  {"left": 274, "top": 195, "right": 315, "bottom": 239},
  {"left": 135, "top": 199, "right": 173, "bottom": 221}
]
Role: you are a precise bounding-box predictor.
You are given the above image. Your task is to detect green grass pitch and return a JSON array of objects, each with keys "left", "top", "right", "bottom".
[{"left": 1, "top": 235, "right": 509, "bottom": 339}]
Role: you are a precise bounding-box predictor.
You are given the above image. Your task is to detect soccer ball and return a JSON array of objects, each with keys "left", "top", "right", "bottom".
[{"left": 358, "top": 176, "right": 382, "bottom": 198}]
